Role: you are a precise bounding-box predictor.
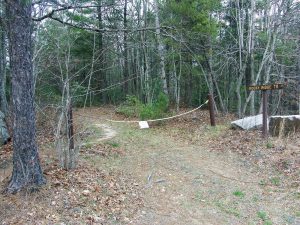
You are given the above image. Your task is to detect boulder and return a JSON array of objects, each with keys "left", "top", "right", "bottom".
[
  {"left": 0, "top": 111, "right": 10, "bottom": 145},
  {"left": 231, "top": 114, "right": 263, "bottom": 130},
  {"left": 269, "top": 115, "right": 300, "bottom": 136}
]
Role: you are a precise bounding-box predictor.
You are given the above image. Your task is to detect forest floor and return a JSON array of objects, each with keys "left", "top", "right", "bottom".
[{"left": 0, "top": 107, "right": 299, "bottom": 225}]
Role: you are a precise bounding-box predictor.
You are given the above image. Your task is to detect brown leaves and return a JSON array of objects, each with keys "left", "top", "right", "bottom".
[
  {"left": 1, "top": 163, "right": 143, "bottom": 224},
  {"left": 209, "top": 129, "right": 259, "bottom": 155},
  {"left": 0, "top": 107, "right": 144, "bottom": 224},
  {"left": 158, "top": 109, "right": 299, "bottom": 182},
  {"left": 0, "top": 140, "right": 12, "bottom": 162},
  {"left": 80, "top": 142, "right": 125, "bottom": 157}
]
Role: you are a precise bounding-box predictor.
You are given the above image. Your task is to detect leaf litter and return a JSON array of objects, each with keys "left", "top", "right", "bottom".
[
  {"left": 0, "top": 107, "right": 299, "bottom": 224},
  {"left": 1, "top": 161, "right": 143, "bottom": 224},
  {"left": 0, "top": 108, "right": 143, "bottom": 225},
  {"left": 154, "top": 109, "right": 299, "bottom": 186}
]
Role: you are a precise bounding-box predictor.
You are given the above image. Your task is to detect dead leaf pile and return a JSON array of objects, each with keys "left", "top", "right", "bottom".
[
  {"left": 207, "top": 129, "right": 299, "bottom": 180},
  {"left": 154, "top": 109, "right": 299, "bottom": 182},
  {"left": 1, "top": 163, "right": 143, "bottom": 224}
]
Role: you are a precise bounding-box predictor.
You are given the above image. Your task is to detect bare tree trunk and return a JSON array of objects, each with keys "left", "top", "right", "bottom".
[
  {"left": 5, "top": 0, "right": 45, "bottom": 193},
  {"left": 170, "top": 48, "right": 177, "bottom": 110},
  {"left": 154, "top": 0, "right": 168, "bottom": 96},
  {"left": 142, "top": 0, "right": 151, "bottom": 103},
  {"left": 0, "top": 2, "right": 7, "bottom": 115},
  {"left": 52, "top": 28, "right": 78, "bottom": 170},
  {"left": 65, "top": 93, "right": 75, "bottom": 170},
  {"left": 84, "top": 32, "right": 97, "bottom": 107},
  {"left": 206, "top": 47, "right": 227, "bottom": 114},
  {"left": 248, "top": 0, "right": 255, "bottom": 115},
  {"left": 235, "top": 0, "right": 246, "bottom": 117},
  {"left": 97, "top": 0, "right": 106, "bottom": 103},
  {"left": 211, "top": 71, "right": 226, "bottom": 114},
  {"left": 142, "top": 33, "right": 150, "bottom": 104},
  {"left": 258, "top": 32, "right": 277, "bottom": 114},
  {"left": 64, "top": 81, "right": 71, "bottom": 169},
  {"left": 242, "top": 27, "right": 273, "bottom": 115},
  {"left": 176, "top": 49, "right": 182, "bottom": 112},
  {"left": 0, "top": 19, "right": 7, "bottom": 115},
  {"left": 298, "top": 39, "right": 300, "bottom": 114},
  {"left": 123, "top": 0, "right": 129, "bottom": 95}
]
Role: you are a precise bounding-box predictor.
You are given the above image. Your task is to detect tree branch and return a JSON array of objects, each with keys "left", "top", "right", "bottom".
[
  {"left": 32, "top": 4, "right": 116, "bottom": 22},
  {"left": 47, "top": 15, "right": 173, "bottom": 33}
]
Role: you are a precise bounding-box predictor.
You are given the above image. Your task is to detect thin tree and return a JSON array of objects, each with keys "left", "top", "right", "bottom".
[
  {"left": 154, "top": 0, "right": 168, "bottom": 96},
  {"left": 123, "top": 0, "right": 129, "bottom": 95},
  {"left": 97, "top": 0, "right": 107, "bottom": 103}
]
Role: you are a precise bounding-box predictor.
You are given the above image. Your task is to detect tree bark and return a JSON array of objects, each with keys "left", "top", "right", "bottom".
[
  {"left": 246, "top": 0, "right": 255, "bottom": 115},
  {"left": 5, "top": 0, "right": 45, "bottom": 193},
  {"left": 123, "top": 0, "right": 129, "bottom": 95},
  {"left": 97, "top": 0, "right": 106, "bottom": 103},
  {"left": 154, "top": 0, "right": 168, "bottom": 96},
  {"left": 235, "top": 0, "right": 245, "bottom": 117},
  {"left": 0, "top": 6, "right": 7, "bottom": 115},
  {"left": 142, "top": 0, "right": 151, "bottom": 103},
  {"left": 298, "top": 39, "right": 300, "bottom": 114}
]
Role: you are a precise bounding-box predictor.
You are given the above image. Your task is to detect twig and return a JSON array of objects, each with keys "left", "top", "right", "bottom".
[{"left": 208, "top": 169, "right": 261, "bottom": 185}]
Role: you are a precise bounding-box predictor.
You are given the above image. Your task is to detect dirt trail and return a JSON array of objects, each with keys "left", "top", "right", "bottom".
[
  {"left": 91, "top": 123, "right": 117, "bottom": 142},
  {"left": 83, "top": 112, "right": 299, "bottom": 225},
  {"left": 0, "top": 107, "right": 298, "bottom": 224}
]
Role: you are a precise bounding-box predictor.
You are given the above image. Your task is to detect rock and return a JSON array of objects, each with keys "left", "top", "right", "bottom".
[
  {"left": 0, "top": 111, "right": 10, "bottom": 145},
  {"left": 72, "top": 207, "right": 82, "bottom": 213},
  {"left": 93, "top": 216, "right": 105, "bottom": 222},
  {"left": 82, "top": 190, "right": 91, "bottom": 196},
  {"left": 231, "top": 114, "right": 263, "bottom": 130},
  {"left": 269, "top": 115, "right": 300, "bottom": 136}
]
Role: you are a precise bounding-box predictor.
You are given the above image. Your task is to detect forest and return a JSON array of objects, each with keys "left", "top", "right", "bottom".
[
  {"left": 2, "top": 0, "right": 299, "bottom": 116},
  {"left": 0, "top": 0, "right": 300, "bottom": 224}
]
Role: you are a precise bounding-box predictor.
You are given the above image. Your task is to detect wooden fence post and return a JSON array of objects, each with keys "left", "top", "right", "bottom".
[{"left": 208, "top": 94, "right": 216, "bottom": 126}]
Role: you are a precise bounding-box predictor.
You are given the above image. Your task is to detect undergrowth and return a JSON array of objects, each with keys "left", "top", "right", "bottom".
[{"left": 116, "top": 93, "right": 169, "bottom": 120}]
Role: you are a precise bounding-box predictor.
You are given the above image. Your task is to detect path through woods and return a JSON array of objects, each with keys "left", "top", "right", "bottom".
[
  {"left": 78, "top": 108, "right": 299, "bottom": 225},
  {"left": 0, "top": 107, "right": 299, "bottom": 224}
]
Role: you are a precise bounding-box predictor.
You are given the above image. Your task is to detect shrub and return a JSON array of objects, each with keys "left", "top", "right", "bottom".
[
  {"left": 116, "top": 93, "right": 170, "bottom": 120},
  {"left": 139, "top": 93, "right": 169, "bottom": 120},
  {"left": 116, "top": 95, "right": 142, "bottom": 117},
  {"left": 139, "top": 105, "right": 156, "bottom": 120},
  {"left": 154, "top": 92, "right": 169, "bottom": 113}
]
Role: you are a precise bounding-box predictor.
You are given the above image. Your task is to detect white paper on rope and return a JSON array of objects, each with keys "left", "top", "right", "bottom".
[{"left": 139, "top": 121, "right": 149, "bottom": 129}]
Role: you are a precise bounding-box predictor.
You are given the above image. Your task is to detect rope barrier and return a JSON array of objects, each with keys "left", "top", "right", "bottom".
[{"left": 106, "top": 100, "right": 209, "bottom": 123}]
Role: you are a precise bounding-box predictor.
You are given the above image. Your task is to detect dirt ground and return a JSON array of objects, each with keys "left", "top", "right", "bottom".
[{"left": 0, "top": 107, "right": 299, "bottom": 224}]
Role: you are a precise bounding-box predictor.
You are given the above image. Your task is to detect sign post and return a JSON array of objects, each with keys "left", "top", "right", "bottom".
[
  {"left": 247, "top": 83, "right": 284, "bottom": 138},
  {"left": 208, "top": 94, "right": 216, "bottom": 126},
  {"left": 262, "top": 91, "right": 268, "bottom": 138}
]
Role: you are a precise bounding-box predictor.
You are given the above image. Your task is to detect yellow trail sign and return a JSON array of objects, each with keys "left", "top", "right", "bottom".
[
  {"left": 247, "top": 83, "right": 284, "bottom": 91},
  {"left": 246, "top": 82, "right": 285, "bottom": 138}
]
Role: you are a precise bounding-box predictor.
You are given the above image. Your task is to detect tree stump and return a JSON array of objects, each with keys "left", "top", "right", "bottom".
[{"left": 269, "top": 115, "right": 300, "bottom": 136}]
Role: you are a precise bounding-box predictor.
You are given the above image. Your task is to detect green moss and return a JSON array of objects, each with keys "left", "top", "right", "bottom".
[{"left": 233, "top": 190, "right": 245, "bottom": 198}]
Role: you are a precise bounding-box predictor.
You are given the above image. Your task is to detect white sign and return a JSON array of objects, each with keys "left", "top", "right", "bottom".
[{"left": 139, "top": 121, "right": 149, "bottom": 129}]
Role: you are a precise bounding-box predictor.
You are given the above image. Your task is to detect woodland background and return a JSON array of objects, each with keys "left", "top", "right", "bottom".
[
  {"left": 0, "top": 2, "right": 299, "bottom": 223},
  {"left": 1, "top": 0, "right": 300, "bottom": 119}
]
